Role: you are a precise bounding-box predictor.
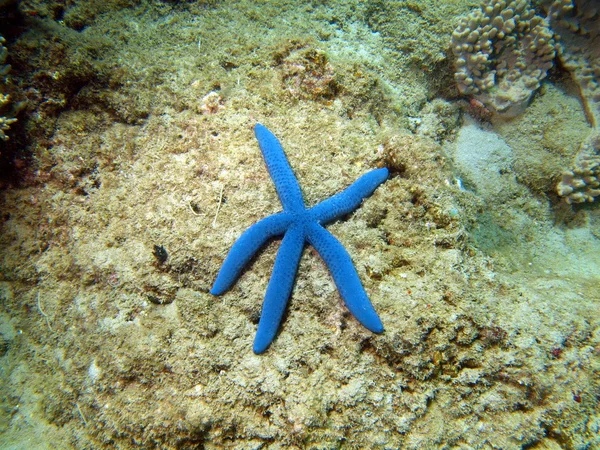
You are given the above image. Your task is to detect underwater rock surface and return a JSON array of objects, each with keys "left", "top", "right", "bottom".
[{"left": 0, "top": 1, "right": 598, "bottom": 449}]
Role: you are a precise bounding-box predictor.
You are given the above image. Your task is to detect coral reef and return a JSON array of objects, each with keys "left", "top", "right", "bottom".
[
  {"left": 451, "top": 0, "right": 556, "bottom": 116},
  {"left": 452, "top": 0, "right": 600, "bottom": 203},
  {"left": 545, "top": 0, "right": 600, "bottom": 128},
  {"left": 0, "top": 1, "right": 598, "bottom": 449},
  {"left": 544, "top": 0, "right": 600, "bottom": 202},
  {"left": 490, "top": 81, "right": 591, "bottom": 196},
  {"left": 557, "top": 133, "right": 600, "bottom": 203}
]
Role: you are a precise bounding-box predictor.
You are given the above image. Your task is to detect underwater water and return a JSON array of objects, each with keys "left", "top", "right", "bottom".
[{"left": 0, "top": 0, "right": 598, "bottom": 448}]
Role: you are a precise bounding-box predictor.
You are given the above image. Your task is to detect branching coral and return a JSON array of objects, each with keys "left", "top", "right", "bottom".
[
  {"left": 452, "top": 1, "right": 600, "bottom": 203},
  {"left": 557, "top": 133, "right": 600, "bottom": 203},
  {"left": 545, "top": 0, "right": 600, "bottom": 128},
  {"left": 544, "top": 0, "right": 600, "bottom": 203},
  {"left": 451, "top": 0, "right": 556, "bottom": 116}
]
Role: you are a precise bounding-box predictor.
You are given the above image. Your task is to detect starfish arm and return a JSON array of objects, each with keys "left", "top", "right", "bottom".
[
  {"left": 255, "top": 124, "right": 306, "bottom": 213},
  {"left": 254, "top": 224, "right": 306, "bottom": 354},
  {"left": 309, "top": 167, "right": 388, "bottom": 225},
  {"left": 211, "top": 212, "right": 293, "bottom": 295},
  {"left": 306, "top": 222, "right": 384, "bottom": 333}
]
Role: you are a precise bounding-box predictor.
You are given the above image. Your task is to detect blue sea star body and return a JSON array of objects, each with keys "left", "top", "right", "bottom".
[{"left": 211, "top": 123, "right": 388, "bottom": 353}]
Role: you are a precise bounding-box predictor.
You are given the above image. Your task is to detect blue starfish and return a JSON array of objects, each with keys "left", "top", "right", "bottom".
[{"left": 211, "top": 123, "right": 388, "bottom": 353}]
